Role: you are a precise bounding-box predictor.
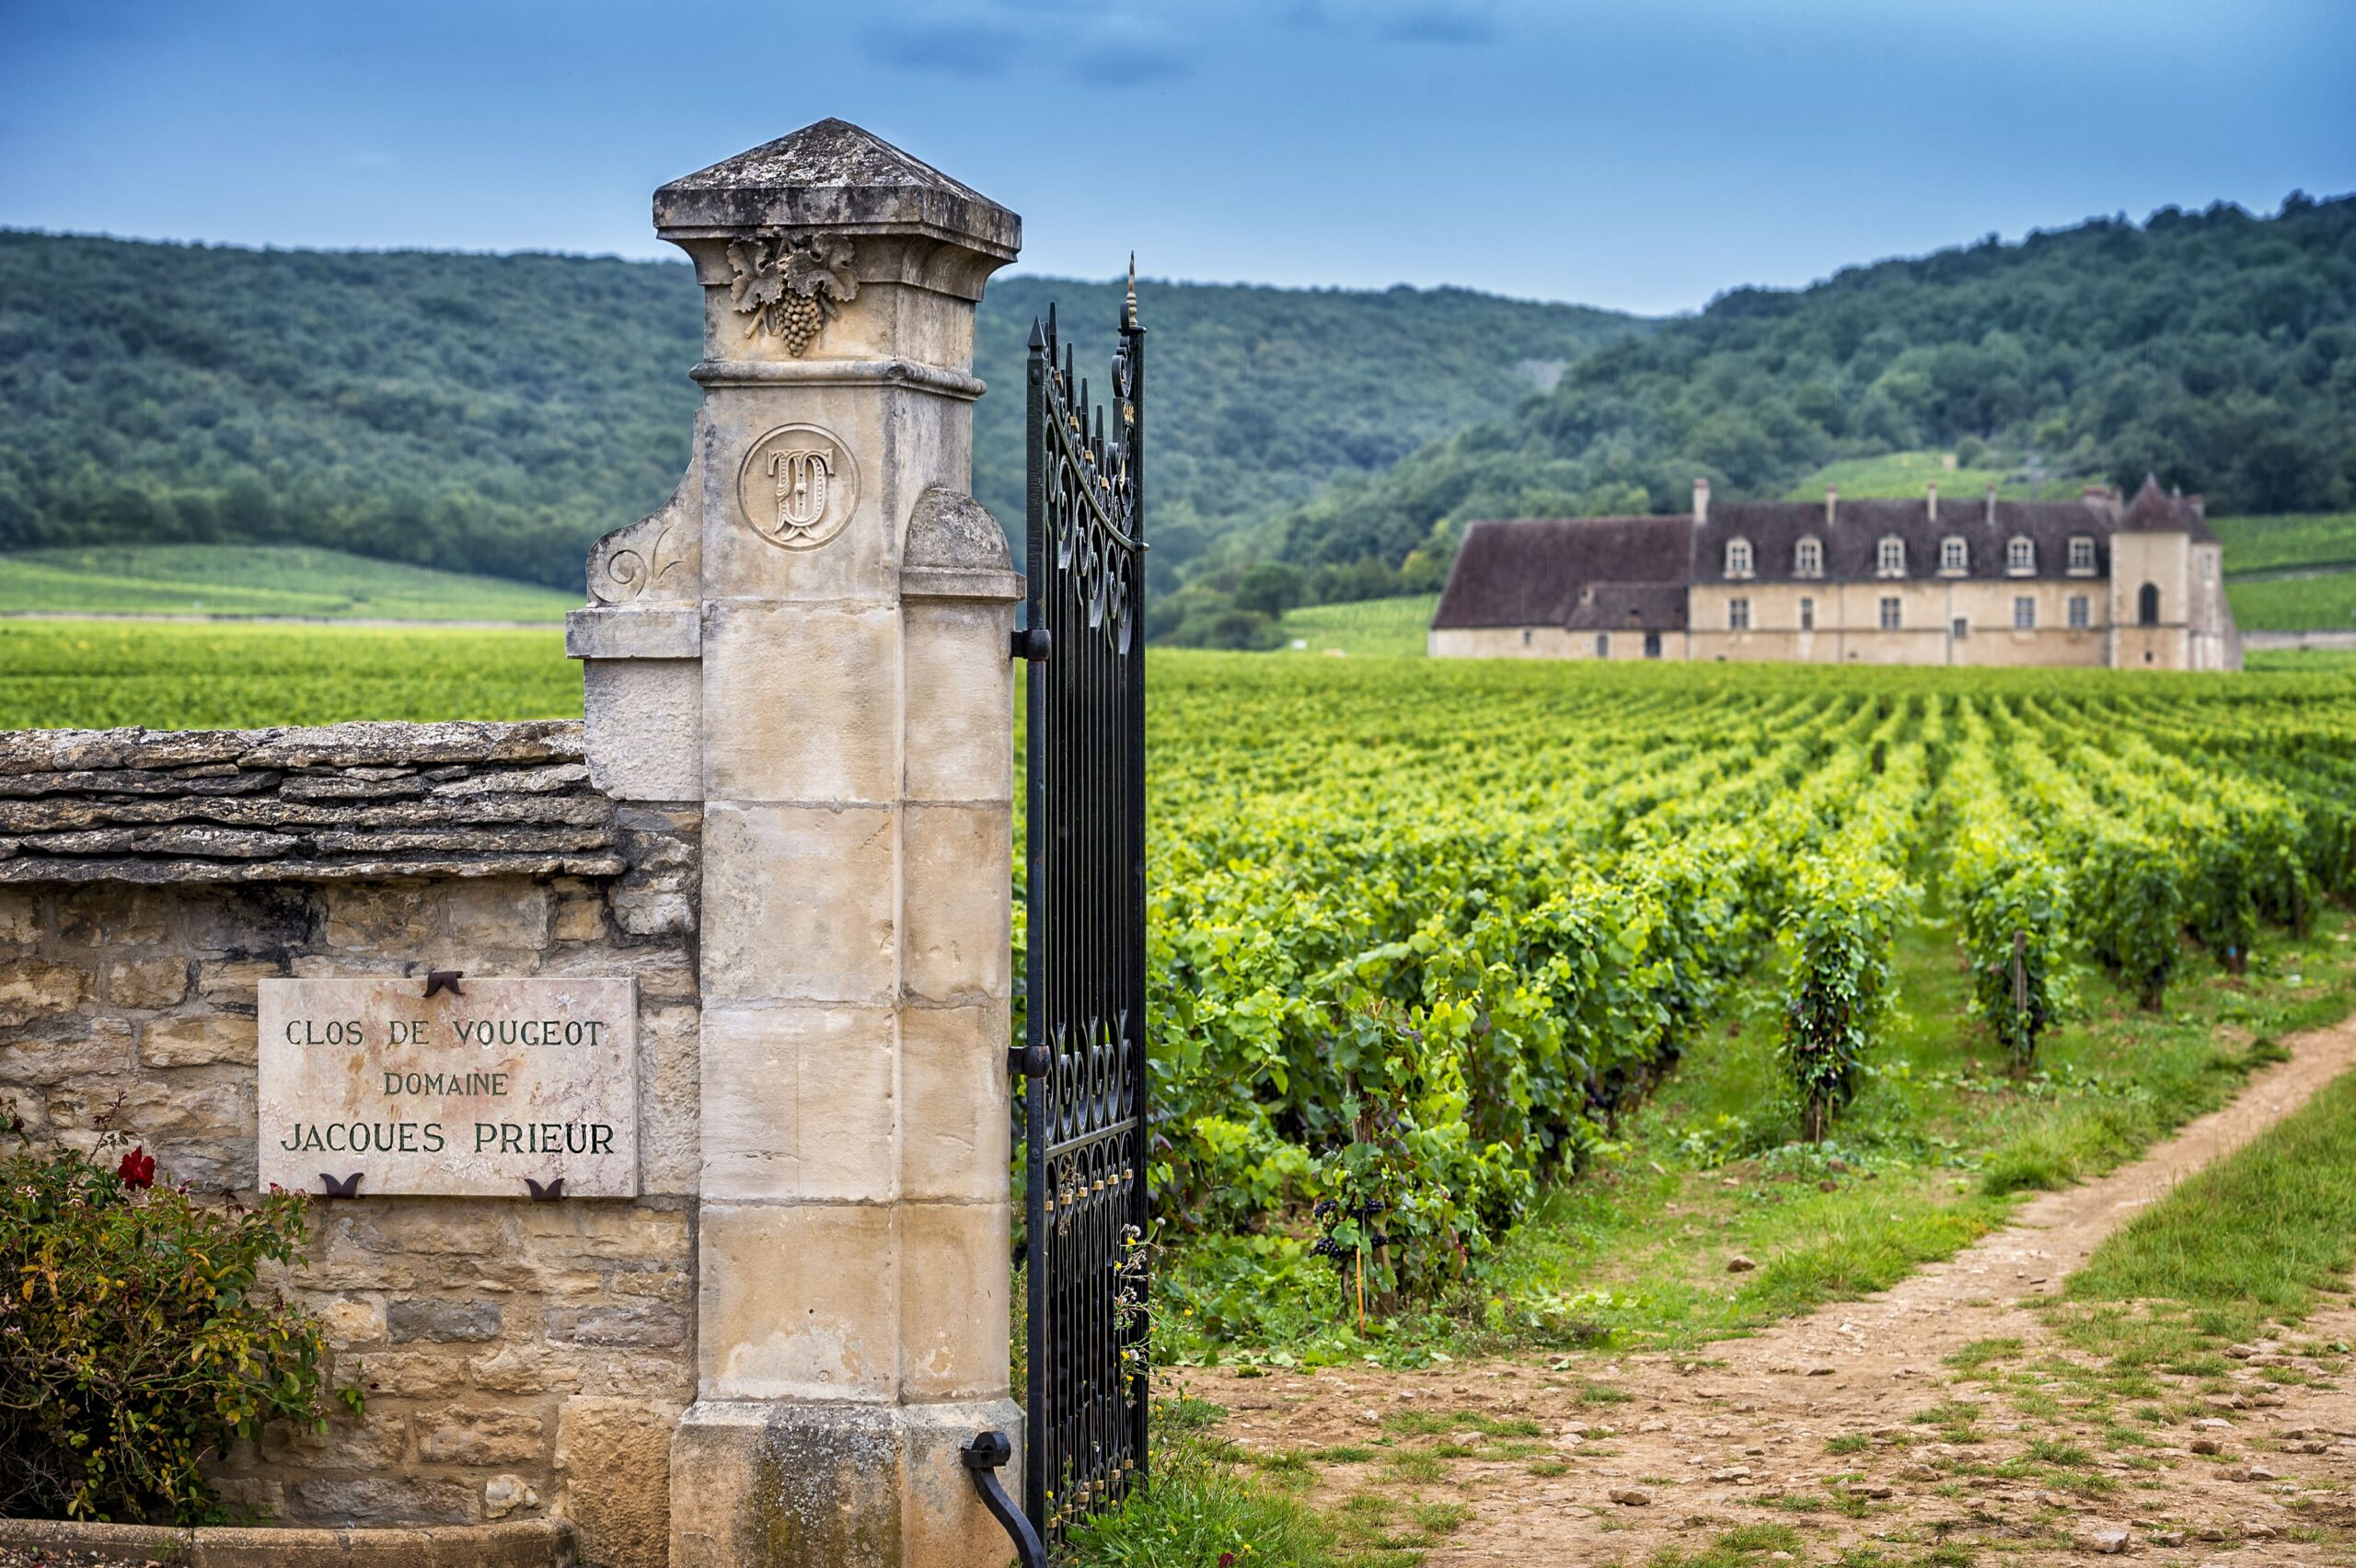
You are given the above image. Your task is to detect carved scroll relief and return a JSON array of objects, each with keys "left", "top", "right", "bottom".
[{"left": 736, "top": 424, "right": 858, "bottom": 551}]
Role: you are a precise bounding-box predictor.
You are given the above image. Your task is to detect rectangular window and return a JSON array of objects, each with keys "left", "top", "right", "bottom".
[
  {"left": 1644, "top": 631, "right": 1661, "bottom": 659},
  {"left": 1799, "top": 596, "right": 1815, "bottom": 631},
  {"left": 1951, "top": 616, "right": 1969, "bottom": 640},
  {"left": 1594, "top": 632, "right": 1610, "bottom": 658},
  {"left": 1879, "top": 596, "right": 1901, "bottom": 631},
  {"left": 2014, "top": 595, "right": 2036, "bottom": 630},
  {"left": 2068, "top": 536, "right": 2096, "bottom": 575},
  {"left": 2068, "top": 594, "right": 2090, "bottom": 629},
  {"left": 1728, "top": 598, "right": 1750, "bottom": 631}
]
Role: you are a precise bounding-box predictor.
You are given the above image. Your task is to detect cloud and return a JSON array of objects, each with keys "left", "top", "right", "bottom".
[
  {"left": 1378, "top": 3, "right": 1498, "bottom": 44},
  {"left": 1286, "top": 0, "right": 1501, "bottom": 44},
  {"left": 861, "top": 16, "right": 1025, "bottom": 77},
  {"left": 1069, "top": 21, "right": 1191, "bottom": 84}
]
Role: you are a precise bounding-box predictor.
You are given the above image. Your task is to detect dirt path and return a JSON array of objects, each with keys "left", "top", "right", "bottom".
[{"left": 1190, "top": 1018, "right": 2356, "bottom": 1564}]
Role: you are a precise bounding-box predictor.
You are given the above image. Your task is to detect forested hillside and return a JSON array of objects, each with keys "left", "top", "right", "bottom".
[
  {"left": 1278, "top": 193, "right": 2356, "bottom": 578},
  {"left": 0, "top": 233, "right": 1634, "bottom": 590}
]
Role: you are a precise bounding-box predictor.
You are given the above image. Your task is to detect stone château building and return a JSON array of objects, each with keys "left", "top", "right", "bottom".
[{"left": 1430, "top": 474, "right": 2239, "bottom": 670}]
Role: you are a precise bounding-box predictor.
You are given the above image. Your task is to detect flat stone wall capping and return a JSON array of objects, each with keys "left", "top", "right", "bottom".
[
  {"left": 0, "top": 722, "right": 616, "bottom": 885},
  {"left": 0, "top": 1517, "right": 573, "bottom": 1567}
]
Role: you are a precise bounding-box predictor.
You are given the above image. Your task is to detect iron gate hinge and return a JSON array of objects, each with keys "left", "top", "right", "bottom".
[
  {"left": 1012, "top": 626, "right": 1052, "bottom": 663},
  {"left": 1009, "top": 1043, "right": 1051, "bottom": 1078},
  {"left": 962, "top": 1431, "right": 1046, "bottom": 1568}
]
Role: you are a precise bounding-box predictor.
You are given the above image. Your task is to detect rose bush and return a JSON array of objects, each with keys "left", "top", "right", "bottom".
[{"left": 0, "top": 1099, "right": 360, "bottom": 1522}]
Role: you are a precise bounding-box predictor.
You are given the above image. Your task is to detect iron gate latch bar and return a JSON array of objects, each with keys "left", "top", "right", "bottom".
[{"left": 961, "top": 1431, "right": 1045, "bottom": 1568}]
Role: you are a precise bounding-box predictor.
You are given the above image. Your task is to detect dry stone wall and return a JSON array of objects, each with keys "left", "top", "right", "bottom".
[{"left": 0, "top": 721, "right": 698, "bottom": 1568}]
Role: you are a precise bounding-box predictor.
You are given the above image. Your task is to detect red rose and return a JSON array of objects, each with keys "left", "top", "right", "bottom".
[{"left": 117, "top": 1147, "right": 156, "bottom": 1189}]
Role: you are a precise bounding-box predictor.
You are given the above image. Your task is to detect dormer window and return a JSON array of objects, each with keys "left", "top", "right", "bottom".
[
  {"left": 1725, "top": 537, "right": 1754, "bottom": 580},
  {"left": 1877, "top": 536, "right": 1907, "bottom": 578},
  {"left": 2006, "top": 536, "right": 2036, "bottom": 575},
  {"left": 1938, "top": 536, "right": 1969, "bottom": 575},
  {"left": 1794, "top": 536, "right": 1823, "bottom": 578},
  {"left": 2067, "top": 535, "right": 2096, "bottom": 575}
]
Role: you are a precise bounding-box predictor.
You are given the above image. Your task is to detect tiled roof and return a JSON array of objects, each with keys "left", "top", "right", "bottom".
[
  {"left": 2119, "top": 473, "right": 2219, "bottom": 542},
  {"left": 1565, "top": 582, "right": 1690, "bottom": 632},
  {"left": 1694, "top": 495, "right": 2114, "bottom": 583},
  {"left": 1432, "top": 516, "right": 1692, "bottom": 628}
]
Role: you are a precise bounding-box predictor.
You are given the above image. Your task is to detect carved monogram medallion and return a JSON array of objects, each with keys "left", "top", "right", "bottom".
[{"left": 736, "top": 424, "right": 859, "bottom": 550}]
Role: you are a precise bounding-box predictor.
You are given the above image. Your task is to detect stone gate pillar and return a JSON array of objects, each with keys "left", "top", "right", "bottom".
[{"left": 585, "top": 119, "right": 1022, "bottom": 1568}]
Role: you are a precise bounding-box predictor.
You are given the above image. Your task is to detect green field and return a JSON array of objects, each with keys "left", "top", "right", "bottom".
[
  {"left": 2224, "top": 571, "right": 2356, "bottom": 632},
  {"left": 1277, "top": 594, "right": 1437, "bottom": 657},
  {"left": 0, "top": 546, "right": 575, "bottom": 622},
  {"left": 0, "top": 620, "right": 576, "bottom": 729},
  {"left": 1781, "top": 450, "right": 2097, "bottom": 503},
  {"left": 2209, "top": 509, "right": 2356, "bottom": 575}
]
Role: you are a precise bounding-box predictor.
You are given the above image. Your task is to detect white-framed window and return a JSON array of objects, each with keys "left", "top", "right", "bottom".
[
  {"left": 1951, "top": 616, "right": 1969, "bottom": 640},
  {"left": 1725, "top": 537, "right": 1753, "bottom": 579},
  {"left": 1794, "top": 536, "right": 1824, "bottom": 578},
  {"left": 2014, "top": 595, "right": 2037, "bottom": 629},
  {"left": 2068, "top": 594, "right": 2090, "bottom": 629},
  {"left": 2006, "top": 536, "right": 2036, "bottom": 575},
  {"left": 1594, "top": 632, "right": 1610, "bottom": 658},
  {"left": 1939, "top": 536, "right": 1969, "bottom": 575},
  {"left": 1878, "top": 595, "right": 1901, "bottom": 630},
  {"left": 1728, "top": 597, "right": 1751, "bottom": 631},
  {"left": 1877, "top": 536, "right": 1907, "bottom": 577},
  {"left": 2067, "top": 535, "right": 2096, "bottom": 575},
  {"left": 1799, "top": 596, "right": 1815, "bottom": 631}
]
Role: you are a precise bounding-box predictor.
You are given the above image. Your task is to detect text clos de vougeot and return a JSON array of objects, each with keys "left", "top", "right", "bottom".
[{"left": 258, "top": 977, "right": 638, "bottom": 1197}]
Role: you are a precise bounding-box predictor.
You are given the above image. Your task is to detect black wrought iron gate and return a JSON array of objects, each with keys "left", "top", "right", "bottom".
[{"left": 966, "top": 274, "right": 1149, "bottom": 1564}]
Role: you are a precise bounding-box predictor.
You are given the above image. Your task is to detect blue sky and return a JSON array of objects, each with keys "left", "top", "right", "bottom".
[{"left": 1, "top": 0, "right": 2349, "bottom": 315}]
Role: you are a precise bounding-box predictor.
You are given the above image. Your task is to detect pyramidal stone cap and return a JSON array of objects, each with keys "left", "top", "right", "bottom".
[{"left": 654, "top": 117, "right": 1019, "bottom": 260}]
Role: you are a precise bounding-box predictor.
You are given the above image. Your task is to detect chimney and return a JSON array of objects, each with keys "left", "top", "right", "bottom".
[
  {"left": 1825, "top": 485, "right": 1838, "bottom": 525},
  {"left": 1926, "top": 482, "right": 1938, "bottom": 523},
  {"left": 1984, "top": 482, "right": 1997, "bottom": 526},
  {"left": 1692, "top": 477, "right": 1710, "bottom": 525}
]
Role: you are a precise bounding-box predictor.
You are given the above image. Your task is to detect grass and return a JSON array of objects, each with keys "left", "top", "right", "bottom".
[
  {"left": 2224, "top": 570, "right": 2356, "bottom": 632},
  {"left": 0, "top": 619, "right": 578, "bottom": 729},
  {"left": 1781, "top": 451, "right": 2096, "bottom": 503},
  {"left": 0, "top": 545, "right": 574, "bottom": 622},
  {"left": 1278, "top": 595, "right": 1437, "bottom": 658},
  {"left": 1064, "top": 1399, "right": 1407, "bottom": 1568},
  {"left": 2247, "top": 648, "right": 2356, "bottom": 672},
  {"left": 2211, "top": 510, "right": 2356, "bottom": 576},
  {"left": 2068, "top": 1061, "right": 2356, "bottom": 1330}
]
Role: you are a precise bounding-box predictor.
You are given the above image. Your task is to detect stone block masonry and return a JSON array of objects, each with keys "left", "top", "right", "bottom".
[
  {"left": 0, "top": 721, "right": 698, "bottom": 1568},
  {"left": 0, "top": 118, "right": 1033, "bottom": 1568}
]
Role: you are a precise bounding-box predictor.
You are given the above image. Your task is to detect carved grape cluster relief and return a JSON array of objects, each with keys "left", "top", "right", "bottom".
[{"left": 726, "top": 231, "right": 859, "bottom": 355}]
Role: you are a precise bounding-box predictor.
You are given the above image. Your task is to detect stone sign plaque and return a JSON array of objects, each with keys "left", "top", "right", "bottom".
[{"left": 259, "top": 976, "right": 637, "bottom": 1198}]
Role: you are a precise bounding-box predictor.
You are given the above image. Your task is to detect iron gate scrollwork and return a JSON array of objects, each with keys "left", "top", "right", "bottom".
[{"left": 989, "top": 270, "right": 1151, "bottom": 1559}]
